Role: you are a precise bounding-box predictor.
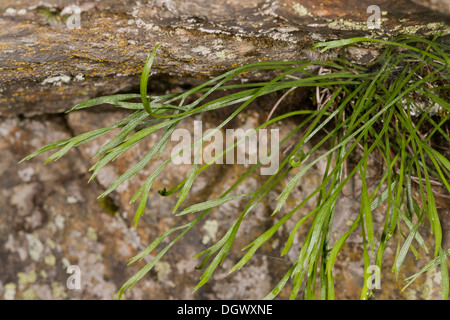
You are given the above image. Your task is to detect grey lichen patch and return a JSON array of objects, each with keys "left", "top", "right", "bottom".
[
  {"left": 386, "top": 21, "right": 448, "bottom": 37},
  {"left": 74, "top": 74, "right": 85, "bottom": 81},
  {"left": 3, "top": 283, "right": 17, "bottom": 300},
  {"left": 292, "top": 3, "right": 311, "bottom": 17},
  {"left": 328, "top": 19, "right": 370, "bottom": 31},
  {"left": 4, "top": 8, "right": 17, "bottom": 16},
  {"left": 215, "top": 50, "right": 237, "bottom": 60},
  {"left": 54, "top": 215, "right": 65, "bottom": 230},
  {"left": 320, "top": 17, "right": 449, "bottom": 39},
  {"left": 40, "top": 270, "right": 48, "bottom": 279},
  {"left": 197, "top": 27, "right": 232, "bottom": 35},
  {"left": 45, "top": 238, "right": 56, "bottom": 250},
  {"left": 190, "top": 41, "right": 240, "bottom": 61},
  {"left": 269, "top": 30, "right": 299, "bottom": 44},
  {"left": 154, "top": 261, "right": 175, "bottom": 288},
  {"left": 155, "top": 261, "right": 171, "bottom": 281},
  {"left": 86, "top": 227, "right": 98, "bottom": 242},
  {"left": 4, "top": 7, "right": 27, "bottom": 16},
  {"left": 395, "top": 25, "right": 424, "bottom": 34},
  {"left": 17, "top": 269, "right": 37, "bottom": 285},
  {"left": 271, "top": 238, "right": 279, "bottom": 250},
  {"left": 44, "top": 255, "right": 56, "bottom": 266},
  {"left": 212, "top": 39, "right": 224, "bottom": 50},
  {"left": 426, "top": 22, "right": 448, "bottom": 31},
  {"left": 25, "top": 234, "right": 44, "bottom": 262},
  {"left": 191, "top": 46, "right": 212, "bottom": 56},
  {"left": 390, "top": 21, "right": 448, "bottom": 37},
  {"left": 202, "top": 220, "right": 219, "bottom": 245},
  {"left": 415, "top": 267, "right": 444, "bottom": 300},
  {"left": 67, "top": 196, "right": 78, "bottom": 204},
  {"left": 61, "top": 257, "right": 71, "bottom": 269},
  {"left": 22, "top": 287, "right": 38, "bottom": 300},
  {"left": 17, "top": 167, "right": 34, "bottom": 182},
  {"left": 42, "top": 75, "right": 71, "bottom": 86},
  {"left": 51, "top": 281, "right": 68, "bottom": 299}
]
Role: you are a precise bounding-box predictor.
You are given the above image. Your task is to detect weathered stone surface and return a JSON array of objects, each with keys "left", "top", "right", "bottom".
[{"left": 0, "top": 0, "right": 449, "bottom": 115}]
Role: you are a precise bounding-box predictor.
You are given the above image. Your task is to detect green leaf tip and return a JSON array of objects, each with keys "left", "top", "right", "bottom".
[{"left": 141, "top": 44, "right": 162, "bottom": 116}]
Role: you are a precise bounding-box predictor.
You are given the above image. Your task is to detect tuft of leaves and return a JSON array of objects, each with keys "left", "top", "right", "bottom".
[{"left": 22, "top": 34, "right": 449, "bottom": 300}]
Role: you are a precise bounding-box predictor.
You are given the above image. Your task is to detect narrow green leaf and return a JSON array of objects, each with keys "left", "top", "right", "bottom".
[
  {"left": 439, "top": 247, "right": 449, "bottom": 300},
  {"left": 173, "top": 145, "right": 201, "bottom": 213},
  {"left": 176, "top": 194, "right": 252, "bottom": 216},
  {"left": 394, "top": 219, "right": 420, "bottom": 279},
  {"left": 140, "top": 44, "right": 162, "bottom": 116},
  {"left": 66, "top": 93, "right": 141, "bottom": 113}
]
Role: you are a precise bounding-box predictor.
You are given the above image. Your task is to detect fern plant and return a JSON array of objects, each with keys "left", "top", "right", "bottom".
[{"left": 21, "top": 34, "right": 449, "bottom": 300}]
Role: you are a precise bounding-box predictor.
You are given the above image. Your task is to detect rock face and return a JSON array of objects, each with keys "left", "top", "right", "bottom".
[
  {"left": 0, "top": 0, "right": 449, "bottom": 301},
  {"left": 0, "top": 0, "right": 449, "bottom": 115}
]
